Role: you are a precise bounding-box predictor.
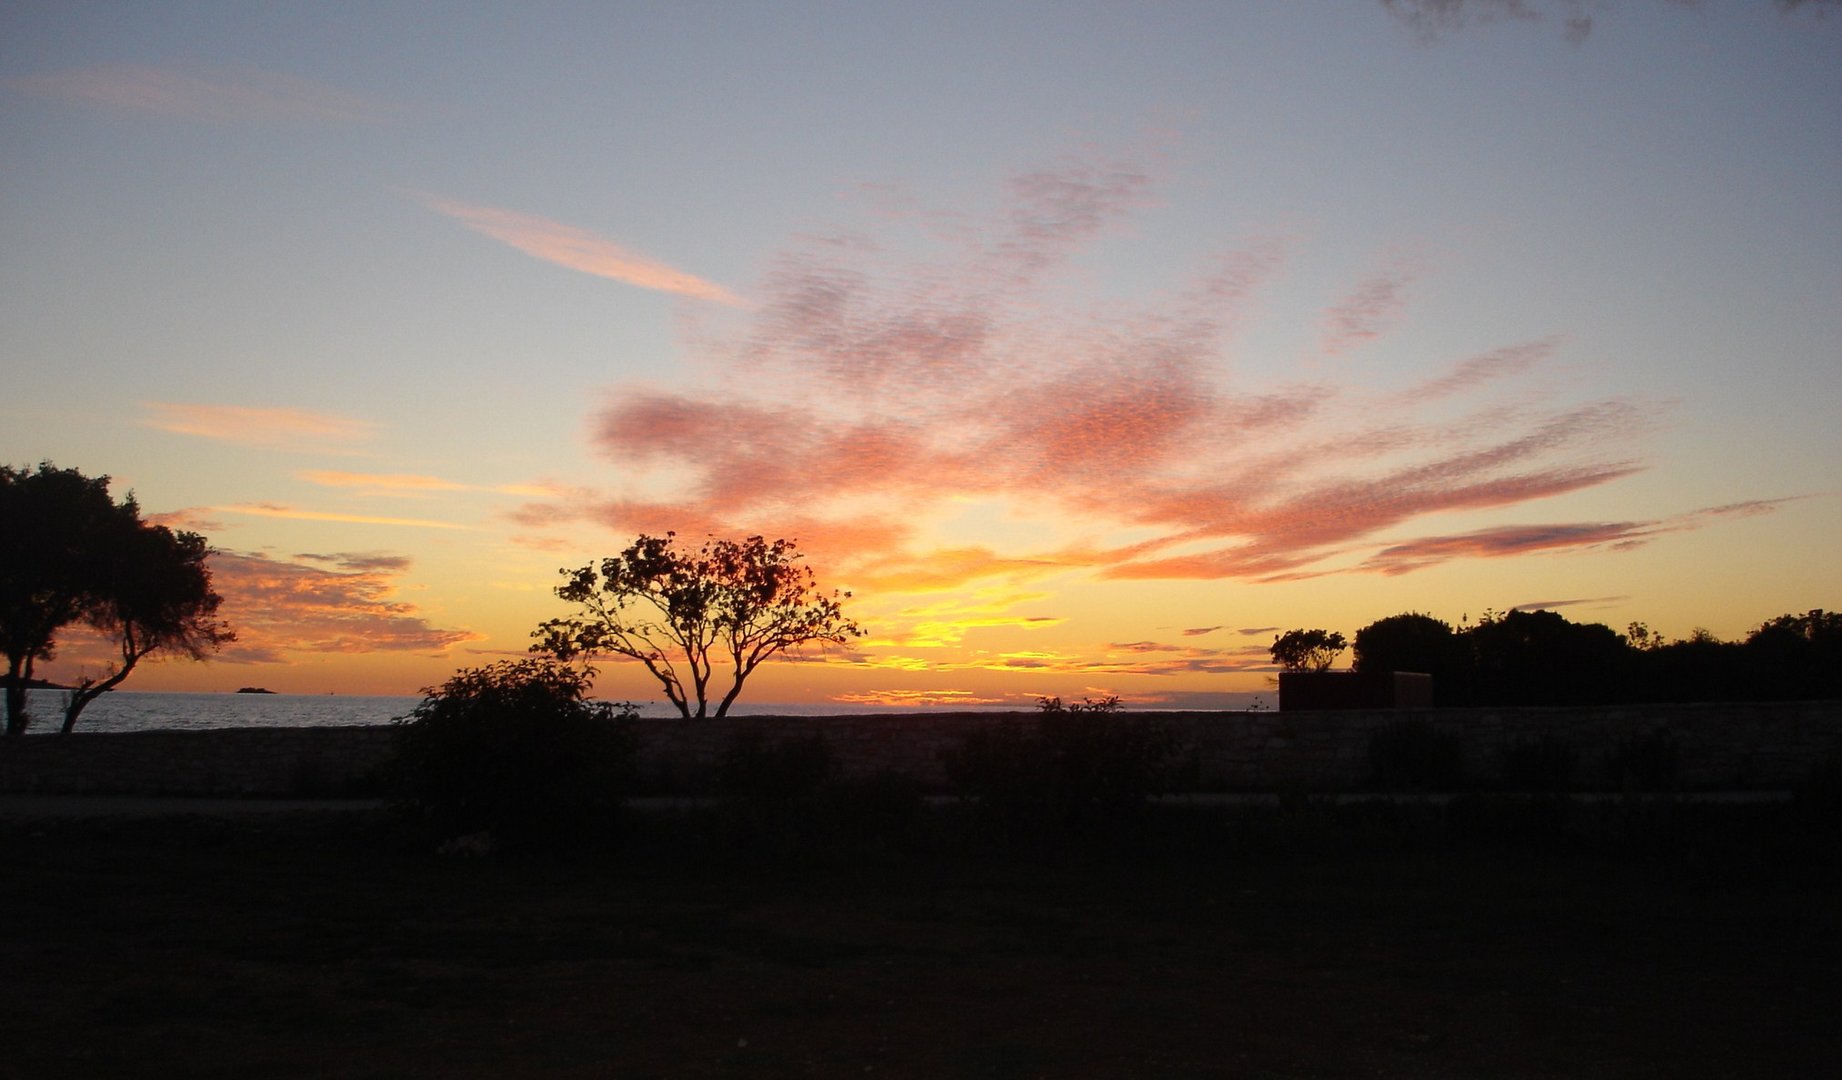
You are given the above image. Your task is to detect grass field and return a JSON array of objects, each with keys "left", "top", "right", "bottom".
[{"left": 2, "top": 800, "right": 1837, "bottom": 1078}]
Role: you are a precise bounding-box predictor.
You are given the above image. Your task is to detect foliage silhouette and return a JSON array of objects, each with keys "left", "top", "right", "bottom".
[
  {"left": 535, "top": 533, "right": 862, "bottom": 718},
  {"left": 942, "top": 696, "right": 1180, "bottom": 840},
  {"left": 1, "top": 462, "right": 230, "bottom": 734},
  {"left": 1467, "top": 609, "right": 1629, "bottom": 706},
  {"left": 386, "top": 658, "right": 637, "bottom": 847},
  {"left": 1351, "top": 612, "right": 1468, "bottom": 705},
  {"left": 1269, "top": 628, "right": 1347, "bottom": 672},
  {"left": 1347, "top": 605, "right": 1842, "bottom": 707},
  {"left": 59, "top": 524, "right": 231, "bottom": 732}
]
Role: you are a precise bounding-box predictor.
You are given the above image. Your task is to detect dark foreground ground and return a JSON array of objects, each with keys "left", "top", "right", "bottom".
[{"left": 2, "top": 800, "right": 1838, "bottom": 1079}]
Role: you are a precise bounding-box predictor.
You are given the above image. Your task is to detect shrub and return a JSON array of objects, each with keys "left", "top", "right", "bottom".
[
  {"left": 1367, "top": 719, "right": 1465, "bottom": 791},
  {"left": 941, "top": 697, "right": 1180, "bottom": 840},
  {"left": 385, "top": 658, "right": 636, "bottom": 847},
  {"left": 715, "top": 731, "right": 926, "bottom": 858}
]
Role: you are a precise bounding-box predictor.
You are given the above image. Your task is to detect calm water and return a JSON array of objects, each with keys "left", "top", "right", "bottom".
[
  {"left": 18, "top": 690, "right": 421, "bottom": 733},
  {"left": 13, "top": 690, "right": 1013, "bottom": 733},
  {"left": 18, "top": 689, "right": 1266, "bottom": 733}
]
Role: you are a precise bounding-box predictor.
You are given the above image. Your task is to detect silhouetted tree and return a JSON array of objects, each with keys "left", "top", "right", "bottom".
[
  {"left": 1352, "top": 612, "right": 1468, "bottom": 704},
  {"left": 1744, "top": 609, "right": 1842, "bottom": 700},
  {"left": 1, "top": 463, "right": 228, "bottom": 735},
  {"left": 535, "top": 533, "right": 862, "bottom": 718},
  {"left": 1269, "top": 628, "right": 1347, "bottom": 672},
  {"left": 1632, "top": 632, "right": 1747, "bottom": 703},
  {"left": 59, "top": 524, "right": 232, "bottom": 732},
  {"left": 1466, "top": 609, "right": 1628, "bottom": 706}
]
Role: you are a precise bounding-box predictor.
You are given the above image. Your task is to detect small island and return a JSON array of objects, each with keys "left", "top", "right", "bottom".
[{"left": 234, "top": 687, "right": 277, "bottom": 695}]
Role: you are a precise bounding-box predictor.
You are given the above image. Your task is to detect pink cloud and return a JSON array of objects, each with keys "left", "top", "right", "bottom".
[
  {"left": 1321, "top": 256, "right": 1422, "bottom": 355},
  {"left": 993, "top": 159, "right": 1158, "bottom": 282},
  {"left": 143, "top": 403, "right": 376, "bottom": 451},
  {"left": 1398, "top": 340, "right": 1557, "bottom": 402},
  {"left": 1352, "top": 496, "right": 1806, "bottom": 576},
  {"left": 1359, "top": 521, "right": 1660, "bottom": 576},
  {"left": 503, "top": 153, "right": 1773, "bottom": 594},
  {"left": 417, "top": 194, "right": 746, "bottom": 305}
]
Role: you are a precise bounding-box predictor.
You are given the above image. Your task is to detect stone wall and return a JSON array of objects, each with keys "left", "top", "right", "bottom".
[
  {"left": 0, "top": 727, "right": 397, "bottom": 797},
  {"left": 0, "top": 700, "right": 1837, "bottom": 797}
]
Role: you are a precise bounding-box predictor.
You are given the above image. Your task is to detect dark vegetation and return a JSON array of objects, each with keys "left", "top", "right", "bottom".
[
  {"left": 0, "top": 462, "right": 231, "bottom": 734},
  {"left": 939, "top": 696, "right": 1182, "bottom": 844},
  {"left": 5, "top": 670, "right": 1838, "bottom": 1076},
  {"left": 4, "top": 788, "right": 1838, "bottom": 1078},
  {"left": 1268, "top": 627, "right": 1347, "bottom": 671},
  {"left": 385, "top": 659, "right": 637, "bottom": 849},
  {"left": 1338, "top": 606, "right": 1842, "bottom": 706}
]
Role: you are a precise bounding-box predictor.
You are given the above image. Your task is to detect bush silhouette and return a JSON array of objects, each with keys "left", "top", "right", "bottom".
[
  {"left": 386, "top": 659, "right": 636, "bottom": 847},
  {"left": 942, "top": 697, "right": 1179, "bottom": 840}
]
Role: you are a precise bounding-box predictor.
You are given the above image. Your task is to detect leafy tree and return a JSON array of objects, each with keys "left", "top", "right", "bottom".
[
  {"left": 59, "top": 524, "right": 232, "bottom": 732},
  {"left": 1467, "top": 609, "right": 1628, "bottom": 706},
  {"left": 1743, "top": 609, "right": 1842, "bottom": 700},
  {"left": 1, "top": 463, "right": 230, "bottom": 735},
  {"left": 1269, "top": 628, "right": 1347, "bottom": 672},
  {"left": 1352, "top": 612, "right": 1467, "bottom": 704},
  {"left": 1352, "top": 612, "right": 1457, "bottom": 674},
  {"left": 535, "top": 533, "right": 863, "bottom": 718}
]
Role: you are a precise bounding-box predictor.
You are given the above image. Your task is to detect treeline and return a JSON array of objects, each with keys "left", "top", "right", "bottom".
[{"left": 1347, "top": 608, "right": 1840, "bottom": 707}]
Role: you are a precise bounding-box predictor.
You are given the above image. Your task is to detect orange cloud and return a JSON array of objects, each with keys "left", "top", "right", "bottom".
[
  {"left": 831, "top": 689, "right": 1011, "bottom": 708},
  {"left": 8, "top": 64, "right": 396, "bottom": 124},
  {"left": 417, "top": 194, "right": 746, "bottom": 305},
  {"left": 206, "top": 550, "right": 479, "bottom": 662},
  {"left": 222, "top": 503, "right": 472, "bottom": 531},
  {"left": 143, "top": 403, "right": 375, "bottom": 451},
  {"left": 300, "top": 470, "right": 562, "bottom": 499}
]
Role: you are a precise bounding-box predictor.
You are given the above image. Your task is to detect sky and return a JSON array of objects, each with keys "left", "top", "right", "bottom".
[{"left": 3, "top": 1, "right": 1838, "bottom": 707}]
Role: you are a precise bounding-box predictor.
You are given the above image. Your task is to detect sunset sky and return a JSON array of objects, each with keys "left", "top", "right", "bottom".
[{"left": 4, "top": 1, "right": 1838, "bottom": 707}]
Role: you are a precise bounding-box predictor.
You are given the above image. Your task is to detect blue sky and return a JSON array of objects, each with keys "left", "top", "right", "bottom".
[{"left": 3, "top": 1, "right": 1837, "bottom": 702}]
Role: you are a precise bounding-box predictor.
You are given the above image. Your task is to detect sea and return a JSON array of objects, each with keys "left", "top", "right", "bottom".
[{"left": 14, "top": 689, "right": 1264, "bottom": 733}]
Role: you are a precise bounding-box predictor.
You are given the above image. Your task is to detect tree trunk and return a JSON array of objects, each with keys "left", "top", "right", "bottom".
[
  {"left": 5, "top": 654, "right": 34, "bottom": 736},
  {"left": 60, "top": 659, "right": 138, "bottom": 734}
]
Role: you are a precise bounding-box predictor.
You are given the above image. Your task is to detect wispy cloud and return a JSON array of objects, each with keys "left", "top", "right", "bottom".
[
  {"left": 1397, "top": 340, "right": 1556, "bottom": 402},
  {"left": 501, "top": 152, "right": 1777, "bottom": 655},
  {"left": 1321, "top": 255, "right": 1423, "bottom": 355},
  {"left": 221, "top": 503, "right": 472, "bottom": 531},
  {"left": 299, "top": 470, "right": 561, "bottom": 499},
  {"left": 416, "top": 194, "right": 747, "bottom": 305},
  {"left": 1382, "top": 0, "right": 1592, "bottom": 45},
  {"left": 1509, "top": 595, "right": 1629, "bottom": 612},
  {"left": 143, "top": 403, "right": 375, "bottom": 452},
  {"left": 1356, "top": 496, "right": 1805, "bottom": 575},
  {"left": 1376, "top": 1, "right": 1834, "bottom": 47},
  {"left": 8, "top": 64, "right": 396, "bottom": 123}
]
